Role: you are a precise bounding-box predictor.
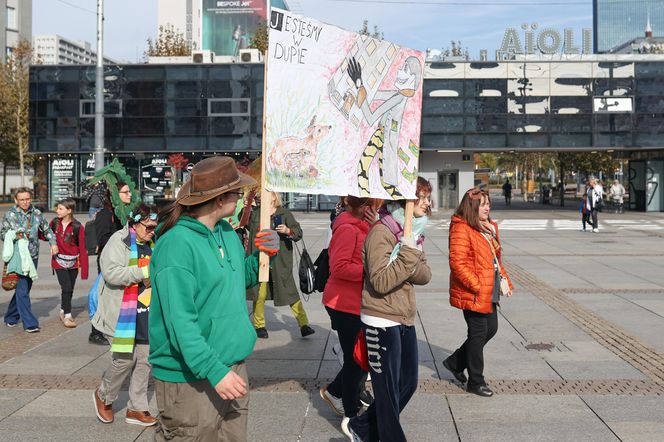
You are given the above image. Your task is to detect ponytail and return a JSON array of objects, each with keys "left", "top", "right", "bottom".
[{"left": 157, "top": 201, "right": 187, "bottom": 237}]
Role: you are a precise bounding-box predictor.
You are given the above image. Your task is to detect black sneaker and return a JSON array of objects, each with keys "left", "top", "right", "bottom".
[
  {"left": 300, "top": 325, "right": 315, "bottom": 337},
  {"left": 255, "top": 327, "right": 269, "bottom": 339},
  {"left": 89, "top": 331, "right": 109, "bottom": 345},
  {"left": 359, "top": 389, "right": 373, "bottom": 407}
]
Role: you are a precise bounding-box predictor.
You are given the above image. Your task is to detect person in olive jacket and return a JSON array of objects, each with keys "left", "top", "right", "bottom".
[{"left": 247, "top": 191, "right": 315, "bottom": 339}]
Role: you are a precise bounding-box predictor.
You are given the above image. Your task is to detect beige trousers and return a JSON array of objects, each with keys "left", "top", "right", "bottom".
[
  {"left": 154, "top": 362, "right": 249, "bottom": 442},
  {"left": 98, "top": 336, "right": 151, "bottom": 411}
]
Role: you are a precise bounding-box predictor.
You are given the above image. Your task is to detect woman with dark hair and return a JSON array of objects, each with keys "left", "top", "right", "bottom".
[
  {"left": 320, "top": 195, "right": 380, "bottom": 418},
  {"left": 89, "top": 181, "right": 134, "bottom": 345},
  {"left": 342, "top": 177, "right": 432, "bottom": 442},
  {"left": 148, "top": 156, "right": 279, "bottom": 441},
  {"left": 442, "top": 187, "right": 513, "bottom": 398},
  {"left": 92, "top": 203, "right": 159, "bottom": 426}
]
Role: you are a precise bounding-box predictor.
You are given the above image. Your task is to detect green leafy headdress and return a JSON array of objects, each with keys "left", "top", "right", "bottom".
[{"left": 89, "top": 158, "right": 140, "bottom": 223}]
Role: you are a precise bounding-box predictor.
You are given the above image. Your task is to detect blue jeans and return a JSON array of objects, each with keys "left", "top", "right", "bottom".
[
  {"left": 348, "top": 324, "right": 419, "bottom": 442},
  {"left": 4, "top": 260, "right": 39, "bottom": 329}
]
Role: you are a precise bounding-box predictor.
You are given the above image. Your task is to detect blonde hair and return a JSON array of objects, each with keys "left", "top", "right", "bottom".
[{"left": 270, "top": 191, "right": 282, "bottom": 208}]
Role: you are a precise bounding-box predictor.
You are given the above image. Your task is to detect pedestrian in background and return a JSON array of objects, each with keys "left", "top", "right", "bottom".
[
  {"left": 342, "top": 177, "right": 432, "bottom": 442},
  {"left": 1, "top": 187, "right": 58, "bottom": 333},
  {"left": 89, "top": 181, "right": 133, "bottom": 345},
  {"left": 579, "top": 194, "right": 591, "bottom": 232},
  {"left": 320, "top": 196, "right": 380, "bottom": 418},
  {"left": 92, "top": 204, "right": 159, "bottom": 427},
  {"left": 50, "top": 198, "right": 88, "bottom": 328},
  {"left": 247, "top": 191, "right": 315, "bottom": 339},
  {"left": 501, "top": 179, "right": 512, "bottom": 206},
  {"left": 149, "top": 156, "right": 279, "bottom": 441},
  {"left": 444, "top": 187, "right": 513, "bottom": 398},
  {"left": 587, "top": 178, "right": 603, "bottom": 233},
  {"left": 609, "top": 179, "right": 626, "bottom": 213}
]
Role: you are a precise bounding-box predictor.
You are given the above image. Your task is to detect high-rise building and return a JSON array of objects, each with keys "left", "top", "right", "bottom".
[
  {"left": 33, "top": 35, "right": 119, "bottom": 65},
  {"left": 594, "top": 0, "right": 664, "bottom": 52},
  {"left": 157, "top": 0, "right": 200, "bottom": 51},
  {"left": 1, "top": 0, "right": 32, "bottom": 63}
]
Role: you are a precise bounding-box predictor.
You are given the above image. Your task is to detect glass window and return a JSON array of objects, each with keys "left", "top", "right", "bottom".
[
  {"left": 208, "top": 99, "right": 250, "bottom": 117},
  {"left": 124, "top": 99, "right": 164, "bottom": 117},
  {"left": 551, "top": 96, "right": 592, "bottom": 114},
  {"left": 466, "top": 134, "right": 506, "bottom": 149},
  {"left": 165, "top": 136, "right": 207, "bottom": 151},
  {"left": 80, "top": 100, "right": 122, "bottom": 117},
  {"left": 123, "top": 118, "right": 164, "bottom": 136},
  {"left": 165, "top": 81, "right": 207, "bottom": 99},
  {"left": 594, "top": 132, "right": 633, "bottom": 147},
  {"left": 36, "top": 100, "right": 79, "bottom": 118},
  {"left": 124, "top": 66, "right": 165, "bottom": 81},
  {"left": 209, "top": 116, "right": 250, "bottom": 135},
  {"left": 636, "top": 114, "right": 664, "bottom": 133},
  {"left": 165, "top": 99, "right": 206, "bottom": 117},
  {"left": 636, "top": 78, "right": 664, "bottom": 96},
  {"left": 508, "top": 115, "right": 548, "bottom": 132},
  {"left": 551, "top": 115, "right": 592, "bottom": 132},
  {"left": 595, "top": 114, "right": 635, "bottom": 132},
  {"left": 635, "top": 62, "right": 664, "bottom": 78},
  {"left": 125, "top": 82, "right": 165, "bottom": 99},
  {"left": 465, "top": 115, "right": 507, "bottom": 132},
  {"left": 423, "top": 79, "right": 464, "bottom": 98},
  {"left": 36, "top": 82, "right": 80, "bottom": 100},
  {"left": 636, "top": 97, "right": 664, "bottom": 113},
  {"left": 464, "top": 79, "right": 506, "bottom": 97},
  {"left": 422, "top": 116, "right": 463, "bottom": 133},
  {"left": 166, "top": 66, "right": 206, "bottom": 81},
  {"left": 465, "top": 97, "right": 507, "bottom": 114},
  {"left": 166, "top": 118, "right": 207, "bottom": 136},
  {"left": 79, "top": 118, "right": 122, "bottom": 137},
  {"left": 423, "top": 98, "right": 464, "bottom": 115},
  {"left": 208, "top": 135, "right": 253, "bottom": 150},
  {"left": 551, "top": 133, "right": 591, "bottom": 147},
  {"left": 593, "top": 78, "right": 634, "bottom": 97},
  {"left": 6, "top": 7, "right": 17, "bottom": 29},
  {"left": 508, "top": 134, "right": 548, "bottom": 148},
  {"left": 208, "top": 80, "right": 250, "bottom": 99},
  {"left": 635, "top": 134, "right": 664, "bottom": 148}
]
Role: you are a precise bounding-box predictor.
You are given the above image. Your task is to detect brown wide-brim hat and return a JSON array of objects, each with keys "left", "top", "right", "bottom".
[{"left": 176, "top": 156, "right": 257, "bottom": 206}]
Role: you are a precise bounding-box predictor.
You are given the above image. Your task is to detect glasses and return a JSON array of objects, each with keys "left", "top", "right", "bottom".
[
  {"left": 119, "top": 190, "right": 131, "bottom": 194},
  {"left": 418, "top": 195, "right": 431, "bottom": 203},
  {"left": 466, "top": 188, "right": 483, "bottom": 200},
  {"left": 140, "top": 222, "right": 157, "bottom": 232}
]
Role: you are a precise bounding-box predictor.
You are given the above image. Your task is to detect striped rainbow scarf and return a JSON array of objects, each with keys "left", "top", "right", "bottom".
[{"left": 111, "top": 228, "right": 142, "bottom": 353}]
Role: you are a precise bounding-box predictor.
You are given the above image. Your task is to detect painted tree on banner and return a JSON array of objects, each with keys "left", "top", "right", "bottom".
[{"left": 264, "top": 9, "right": 425, "bottom": 200}]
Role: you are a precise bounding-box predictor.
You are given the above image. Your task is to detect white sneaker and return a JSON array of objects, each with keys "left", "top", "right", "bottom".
[
  {"left": 592, "top": 228, "right": 599, "bottom": 233},
  {"left": 341, "top": 417, "right": 362, "bottom": 442},
  {"left": 320, "top": 387, "right": 344, "bottom": 416}
]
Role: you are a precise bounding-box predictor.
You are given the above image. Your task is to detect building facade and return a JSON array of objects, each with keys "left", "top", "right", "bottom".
[
  {"left": 1, "top": 0, "right": 31, "bottom": 62},
  {"left": 29, "top": 55, "right": 664, "bottom": 211},
  {"left": 157, "top": 0, "right": 199, "bottom": 51},
  {"left": 33, "top": 35, "right": 119, "bottom": 65},
  {"left": 594, "top": 0, "right": 664, "bottom": 53}
]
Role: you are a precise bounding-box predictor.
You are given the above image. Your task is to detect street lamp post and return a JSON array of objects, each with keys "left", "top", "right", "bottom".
[{"left": 94, "top": 0, "right": 105, "bottom": 172}]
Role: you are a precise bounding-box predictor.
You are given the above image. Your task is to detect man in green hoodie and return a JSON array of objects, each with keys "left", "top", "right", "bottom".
[{"left": 148, "top": 157, "right": 280, "bottom": 441}]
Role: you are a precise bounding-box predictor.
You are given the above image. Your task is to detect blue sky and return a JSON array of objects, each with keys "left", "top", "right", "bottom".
[{"left": 34, "top": 0, "right": 593, "bottom": 62}]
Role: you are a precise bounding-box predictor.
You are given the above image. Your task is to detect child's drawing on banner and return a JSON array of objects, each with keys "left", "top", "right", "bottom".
[{"left": 264, "top": 8, "right": 424, "bottom": 199}]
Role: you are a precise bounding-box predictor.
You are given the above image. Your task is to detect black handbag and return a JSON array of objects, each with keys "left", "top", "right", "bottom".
[
  {"left": 313, "top": 248, "right": 330, "bottom": 293},
  {"left": 294, "top": 239, "right": 316, "bottom": 295}
]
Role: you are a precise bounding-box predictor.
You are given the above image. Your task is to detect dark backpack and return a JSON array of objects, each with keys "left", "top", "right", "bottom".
[
  {"left": 294, "top": 239, "right": 316, "bottom": 295},
  {"left": 51, "top": 218, "right": 81, "bottom": 246},
  {"left": 313, "top": 248, "right": 330, "bottom": 293},
  {"left": 84, "top": 220, "right": 97, "bottom": 255}
]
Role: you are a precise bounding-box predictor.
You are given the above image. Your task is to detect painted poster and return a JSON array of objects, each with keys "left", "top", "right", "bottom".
[{"left": 264, "top": 9, "right": 424, "bottom": 199}]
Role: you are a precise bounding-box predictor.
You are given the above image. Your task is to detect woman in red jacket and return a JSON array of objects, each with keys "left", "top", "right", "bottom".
[
  {"left": 320, "top": 196, "right": 380, "bottom": 418},
  {"left": 444, "top": 188, "right": 512, "bottom": 397},
  {"left": 50, "top": 198, "right": 89, "bottom": 328}
]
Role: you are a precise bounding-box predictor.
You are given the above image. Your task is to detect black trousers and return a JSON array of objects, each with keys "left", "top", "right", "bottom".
[
  {"left": 325, "top": 307, "right": 366, "bottom": 418},
  {"left": 590, "top": 208, "right": 599, "bottom": 229},
  {"left": 582, "top": 212, "right": 591, "bottom": 230},
  {"left": 349, "top": 324, "right": 418, "bottom": 442},
  {"left": 446, "top": 306, "right": 498, "bottom": 388},
  {"left": 55, "top": 268, "right": 79, "bottom": 315}
]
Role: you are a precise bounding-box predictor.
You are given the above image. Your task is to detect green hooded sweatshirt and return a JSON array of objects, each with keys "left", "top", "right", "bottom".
[{"left": 148, "top": 216, "right": 259, "bottom": 387}]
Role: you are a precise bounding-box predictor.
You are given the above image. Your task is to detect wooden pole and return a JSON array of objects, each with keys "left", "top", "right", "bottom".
[
  {"left": 258, "top": 2, "right": 272, "bottom": 282},
  {"left": 402, "top": 200, "right": 414, "bottom": 238}
]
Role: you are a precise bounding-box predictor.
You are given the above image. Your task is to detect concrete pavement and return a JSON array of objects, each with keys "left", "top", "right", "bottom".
[{"left": 0, "top": 203, "right": 663, "bottom": 441}]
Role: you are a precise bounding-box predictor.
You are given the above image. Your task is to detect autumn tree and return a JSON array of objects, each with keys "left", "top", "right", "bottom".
[
  {"left": 145, "top": 24, "right": 191, "bottom": 57},
  {"left": 359, "top": 20, "right": 384, "bottom": 40},
  {"left": 0, "top": 40, "right": 34, "bottom": 186},
  {"left": 249, "top": 20, "right": 269, "bottom": 55}
]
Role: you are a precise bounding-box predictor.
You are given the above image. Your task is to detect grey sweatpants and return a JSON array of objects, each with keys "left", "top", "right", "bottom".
[{"left": 98, "top": 335, "right": 151, "bottom": 411}]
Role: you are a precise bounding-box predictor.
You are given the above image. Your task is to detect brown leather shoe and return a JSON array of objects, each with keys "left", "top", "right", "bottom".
[
  {"left": 63, "top": 316, "right": 76, "bottom": 328},
  {"left": 126, "top": 409, "right": 157, "bottom": 426},
  {"left": 93, "top": 389, "right": 113, "bottom": 423}
]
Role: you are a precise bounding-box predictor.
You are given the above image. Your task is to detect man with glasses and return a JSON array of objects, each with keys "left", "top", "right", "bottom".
[{"left": 1, "top": 187, "right": 58, "bottom": 332}]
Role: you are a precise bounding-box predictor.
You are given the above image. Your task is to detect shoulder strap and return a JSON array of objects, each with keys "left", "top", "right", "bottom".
[
  {"left": 72, "top": 220, "right": 81, "bottom": 246},
  {"left": 481, "top": 232, "right": 502, "bottom": 273}
]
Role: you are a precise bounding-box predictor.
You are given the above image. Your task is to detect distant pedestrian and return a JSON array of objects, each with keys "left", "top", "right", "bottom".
[
  {"left": 609, "top": 180, "right": 626, "bottom": 213},
  {"left": 443, "top": 187, "right": 513, "bottom": 398},
  {"left": 502, "top": 179, "right": 512, "bottom": 206},
  {"left": 579, "top": 194, "right": 591, "bottom": 232},
  {"left": 587, "top": 179, "right": 603, "bottom": 233},
  {"left": 1, "top": 187, "right": 58, "bottom": 333},
  {"left": 85, "top": 181, "right": 106, "bottom": 220},
  {"left": 148, "top": 156, "right": 278, "bottom": 441},
  {"left": 342, "top": 177, "right": 432, "bottom": 442},
  {"left": 50, "top": 198, "right": 89, "bottom": 328},
  {"left": 92, "top": 204, "right": 159, "bottom": 427},
  {"left": 247, "top": 191, "right": 315, "bottom": 339},
  {"left": 320, "top": 195, "right": 380, "bottom": 418}
]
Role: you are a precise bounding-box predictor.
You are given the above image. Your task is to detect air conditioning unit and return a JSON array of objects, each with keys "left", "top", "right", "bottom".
[
  {"left": 238, "top": 48, "right": 262, "bottom": 63},
  {"left": 192, "top": 50, "right": 214, "bottom": 63}
]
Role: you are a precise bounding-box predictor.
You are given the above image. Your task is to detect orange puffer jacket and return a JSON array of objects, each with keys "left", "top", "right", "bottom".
[{"left": 448, "top": 215, "right": 513, "bottom": 314}]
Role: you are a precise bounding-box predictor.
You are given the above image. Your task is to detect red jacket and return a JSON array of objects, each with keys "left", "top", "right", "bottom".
[
  {"left": 50, "top": 218, "right": 89, "bottom": 280},
  {"left": 448, "top": 215, "right": 512, "bottom": 314},
  {"left": 322, "top": 211, "right": 370, "bottom": 315}
]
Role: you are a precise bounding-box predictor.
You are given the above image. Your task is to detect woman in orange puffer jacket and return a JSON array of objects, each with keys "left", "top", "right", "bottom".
[{"left": 443, "top": 187, "right": 513, "bottom": 397}]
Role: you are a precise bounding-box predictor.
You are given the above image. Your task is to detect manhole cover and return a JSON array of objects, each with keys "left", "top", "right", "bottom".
[{"left": 524, "top": 342, "right": 556, "bottom": 351}]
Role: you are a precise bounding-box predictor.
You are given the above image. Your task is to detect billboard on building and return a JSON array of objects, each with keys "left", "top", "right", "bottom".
[{"left": 201, "top": 0, "right": 288, "bottom": 56}]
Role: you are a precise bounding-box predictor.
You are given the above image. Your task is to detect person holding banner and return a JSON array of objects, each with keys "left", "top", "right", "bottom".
[
  {"left": 320, "top": 196, "right": 380, "bottom": 418},
  {"left": 147, "top": 157, "right": 279, "bottom": 441},
  {"left": 342, "top": 177, "right": 432, "bottom": 442},
  {"left": 443, "top": 188, "right": 513, "bottom": 398}
]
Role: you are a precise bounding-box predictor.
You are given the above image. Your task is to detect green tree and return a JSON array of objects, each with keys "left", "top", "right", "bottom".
[
  {"left": 0, "top": 40, "right": 34, "bottom": 186},
  {"left": 249, "top": 20, "right": 269, "bottom": 55},
  {"left": 359, "top": 20, "right": 384, "bottom": 40},
  {"left": 145, "top": 24, "right": 191, "bottom": 57}
]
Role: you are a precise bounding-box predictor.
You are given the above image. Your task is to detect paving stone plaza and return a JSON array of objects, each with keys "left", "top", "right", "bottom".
[{"left": 1, "top": 200, "right": 663, "bottom": 441}]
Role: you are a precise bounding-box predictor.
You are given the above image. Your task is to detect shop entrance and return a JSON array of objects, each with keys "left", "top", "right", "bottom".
[{"left": 438, "top": 170, "right": 458, "bottom": 210}]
